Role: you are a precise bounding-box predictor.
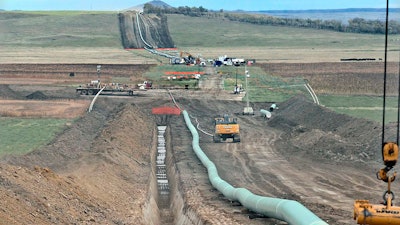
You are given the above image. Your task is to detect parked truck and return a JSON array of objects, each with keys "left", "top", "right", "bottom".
[{"left": 76, "top": 80, "right": 135, "bottom": 96}]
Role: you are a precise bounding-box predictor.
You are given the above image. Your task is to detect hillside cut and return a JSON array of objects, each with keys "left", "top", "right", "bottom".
[{"left": 119, "top": 11, "right": 175, "bottom": 49}]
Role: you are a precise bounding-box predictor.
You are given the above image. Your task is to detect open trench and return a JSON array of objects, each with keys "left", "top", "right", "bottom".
[{"left": 144, "top": 115, "right": 204, "bottom": 225}]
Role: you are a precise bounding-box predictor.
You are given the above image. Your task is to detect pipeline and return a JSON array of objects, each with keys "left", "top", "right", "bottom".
[
  {"left": 135, "top": 13, "right": 176, "bottom": 59},
  {"left": 88, "top": 86, "right": 105, "bottom": 113},
  {"left": 182, "top": 110, "right": 328, "bottom": 225},
  {"left": 136, "top": 12, "right": 153, "bottom": 49},
  {"left": 304, "top": 83, "right": 320, "bottom": 105}
]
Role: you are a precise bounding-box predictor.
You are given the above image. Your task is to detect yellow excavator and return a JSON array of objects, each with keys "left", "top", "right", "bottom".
[{"left": 213, "top": 114, "right": 240, "bottom": 143}]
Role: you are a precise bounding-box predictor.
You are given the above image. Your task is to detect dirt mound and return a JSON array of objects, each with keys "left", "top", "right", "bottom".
[
  {"left": 0, "top": 84, "right": 25, "bottom": 99},
  {"left": 119, "top": 12, "right": 175, "bottom": 48},
  {"left": 26, "top": 91, "right": 48, "bottom": 100},
  {"left": 268, "top": 95, "right": 383, "bottom": 163},
  {"left": 0, "top": 99, "right": 157, "bottom": 224}
]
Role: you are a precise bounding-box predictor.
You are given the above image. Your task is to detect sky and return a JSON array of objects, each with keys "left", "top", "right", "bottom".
[{"left": 0, "top": 0, "right": 398, "bottom": 11}]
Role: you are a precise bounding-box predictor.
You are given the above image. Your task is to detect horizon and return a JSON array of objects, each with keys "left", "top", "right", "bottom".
[{"left": 1, "top": 0, "right": 399, "bottom": 11}]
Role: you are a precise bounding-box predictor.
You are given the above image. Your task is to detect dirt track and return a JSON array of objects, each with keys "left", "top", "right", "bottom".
[{"left": 0, "top": 64, "right": 395, "bottom": 225}]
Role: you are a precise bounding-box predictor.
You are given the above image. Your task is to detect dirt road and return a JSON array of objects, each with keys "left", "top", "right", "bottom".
[{"left": 168, "top": 95, "right": 385, "bottom": 225}]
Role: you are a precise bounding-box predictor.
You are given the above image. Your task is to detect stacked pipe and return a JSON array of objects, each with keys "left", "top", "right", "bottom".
[
  {"left": 182, "top": 110, "right": 329, "bottom": 225},
  {"left": 156, "top": 126, "right": 169, "bottom": 195}
]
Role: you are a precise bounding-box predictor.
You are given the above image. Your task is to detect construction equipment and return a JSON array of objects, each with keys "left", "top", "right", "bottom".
[
  {"left": 180, "top": 51, "right": 195, "bottom": 65},
  {"left": 138, "top": 80, "right": 152, "bottom": 90},
  {"left": 213, "top": 114, "right": 240, "bottom": 143},
  {"left": 353, "top": 2, "right": 400, "bottom": 223},
  {"left": 76, "top": 80, "right": 135, "bottom": 96},
  {"left": 243, "top": 66, "right": 254, "bottom": 115},
  {"left": 353, "top": 142, "right": 400, "bottom": 224}
]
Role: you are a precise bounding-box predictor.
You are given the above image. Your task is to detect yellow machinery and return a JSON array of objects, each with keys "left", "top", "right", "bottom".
[
  {"left": 353, "top": 2, "right": 400, "bottom": 223},
  {"left": 213, "top": 114, "right": 240, "bottom": 143},
  {"left": 353, "top": 142, "right": 400, "bottom": 224},
  {"left": 180, "top": 51, "right": 195, "bottom": 65}
]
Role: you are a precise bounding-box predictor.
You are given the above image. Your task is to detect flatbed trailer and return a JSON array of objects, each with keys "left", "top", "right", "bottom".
[
  {"left": 76, "top": 81, "right": 135, "bottom": 96},
  {"left": 76, "top": 87, "right": 135, "bottom": 96}
]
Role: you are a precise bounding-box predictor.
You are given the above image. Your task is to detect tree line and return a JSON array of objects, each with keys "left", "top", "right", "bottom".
[{"left": 143, "top": 4, "right": 400, "bottom": 35}]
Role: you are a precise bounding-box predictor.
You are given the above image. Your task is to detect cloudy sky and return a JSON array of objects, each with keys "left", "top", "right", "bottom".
[{"left": 0, "top": 0, "right": 398, "bottom": 11}]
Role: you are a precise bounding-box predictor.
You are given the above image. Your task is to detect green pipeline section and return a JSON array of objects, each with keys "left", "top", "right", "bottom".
[{"left": 182, "top": 110, "right": 329, "bottom": 225}]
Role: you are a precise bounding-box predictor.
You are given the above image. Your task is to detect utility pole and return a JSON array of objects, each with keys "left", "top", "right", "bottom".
[
  {"left": 243, "top": 65, "right": 254, "bottom": 115},
  {"left": 234, "top": 66, "right": 239, "bottom": 94},
  {"left": 96, "top": 65, "right": 101, "bottom": 81}
]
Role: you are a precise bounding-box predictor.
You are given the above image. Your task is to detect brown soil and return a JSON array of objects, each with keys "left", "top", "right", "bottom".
[
  {"left": 0, "top": 63, "right": 395, "bottom": 225},
  {"left": 0, "top": 63, "right": 156, "bottom": 85},
  {"left": 260, "top": 61, "right": 400, "bottom": 95}
]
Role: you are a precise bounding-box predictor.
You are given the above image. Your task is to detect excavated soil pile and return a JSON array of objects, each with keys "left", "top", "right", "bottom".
[
  {"left": 0, "top": 98, "right": 158, "bottom": 224},
  {"left": 259, "top": 62, "right": 399, "bottom": 95},
  {"left": 119, "top": 11, "right": 175, "bottom": 49},
  {"left": 0, "top": 84, "right": 25, "bottom": 100},
  {"left": 268, "top": 95, "right": 388, "bottom": 163},
  {"left": 26, "top": 91, "right": 48, "bottom": 100}
]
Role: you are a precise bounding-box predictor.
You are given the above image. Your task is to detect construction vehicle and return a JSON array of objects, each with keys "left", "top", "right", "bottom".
[
  {"left": 213, "top": 114, "right": 240, "bottom": 143},
  {"left": 137, "top": 80, "right": 152, "bottom": 90},
  {"left": 76, "top": 80, "right": 135, "bottom": 96},
  {"left": 180, "top": 51, "right": 195, "bottom": 65}
]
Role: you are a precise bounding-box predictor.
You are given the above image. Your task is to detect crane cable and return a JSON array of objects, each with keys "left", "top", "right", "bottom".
[
  {"left": 397, "top": 0, "right": 400, "bottom": 145},
  {"left": 381, "top": 0, "right": 398, "bottom": 148}
]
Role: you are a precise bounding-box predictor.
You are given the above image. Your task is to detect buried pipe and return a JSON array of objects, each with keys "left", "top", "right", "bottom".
[{"left": 182, "top": 110, "right": 328, "bottom": 225}]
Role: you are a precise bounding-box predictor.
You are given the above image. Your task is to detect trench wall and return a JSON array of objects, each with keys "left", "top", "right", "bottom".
[
  {"left": 143, "top": 126, "right": 161, "bottom": 224},
  {"left": 144, "top": 124, "right": 204, "bottom": 225}
]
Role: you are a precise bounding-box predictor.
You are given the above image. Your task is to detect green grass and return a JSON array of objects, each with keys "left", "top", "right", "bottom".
[
  {"left": 219, "top": 65, "right": 397, "bottom": 123},
  {"left": 0, "top": 11, "right": 121, "bottom": 47},
  {"left": 319, "top": 95, "right": 398, "bottom": 123},
  {"left": 219, "top": 65, "right": 309, "bottom": 102},
  {"left": 143, "top": 64, "right": 204, "bottom": 87},
  {"left": 0, "top": 118, "right": 69, "bottom": 156},
  {"left": 1, "top": 11, "right": 393, "bottom": 50},
  {"left": 167, "top": 14, "right": 389, "bottom": 49}
]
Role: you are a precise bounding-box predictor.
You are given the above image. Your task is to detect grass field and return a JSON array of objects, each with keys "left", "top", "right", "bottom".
[
  {"left": 319, "top": 95, "right": 398, "bottom": 122},
  {"left": 0, "top": 11, "right": 120, "bottom": 47},
  {"left": 167, "top": 14, "right": 387, "bottom": 49},
  {"left": 0, "top": 11, "right": 157, "bottom": 64},
  {"left": 166, "top": 14, "right": 400, "bottom": 63},
  {"left": 0, "top": 118, "right": 70, "bottom": 156}
]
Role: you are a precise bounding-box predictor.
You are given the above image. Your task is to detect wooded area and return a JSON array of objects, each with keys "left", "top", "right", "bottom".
[{"left": 144, "top": 4, "right": 400, "bottom": 34}]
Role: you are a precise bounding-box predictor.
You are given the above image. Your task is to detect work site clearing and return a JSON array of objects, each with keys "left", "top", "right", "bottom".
[
  {"left": 1, "top": 6, "right": 400, "bottom": 225},
  {"left": 0, "top": 61, "right": 397, "bottom": 225}
]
